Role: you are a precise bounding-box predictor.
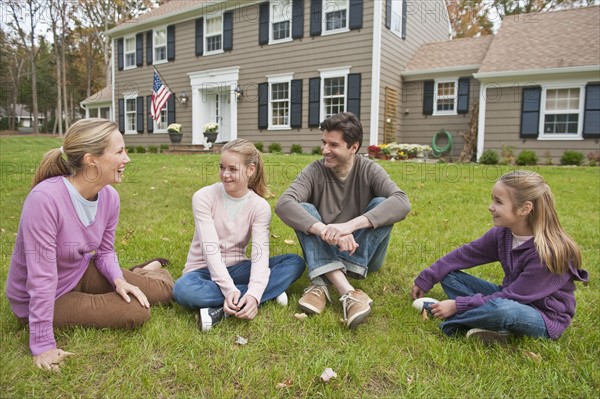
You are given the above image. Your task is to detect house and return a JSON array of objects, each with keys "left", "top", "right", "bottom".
[
  {"left": 0, "top": 104, "right": 46, "bottom": 129},
  {"left": 401, "top": 6, "right": 600, "bottom": 163},
  {"left": 80, "top": 86, "right": 113, "bottom": 120},
  {"left": 106, "top": 0, "right": 451, "bottom": 150}
]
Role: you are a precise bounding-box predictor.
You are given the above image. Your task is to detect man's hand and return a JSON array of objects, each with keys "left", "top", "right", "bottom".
[{"left": 336, "top": 234, "right": 359, "bottom": 255}]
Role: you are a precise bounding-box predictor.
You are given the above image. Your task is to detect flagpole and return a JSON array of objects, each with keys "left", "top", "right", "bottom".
[{"left": 153, "top": 67, "right": 174, "bottom": 94}]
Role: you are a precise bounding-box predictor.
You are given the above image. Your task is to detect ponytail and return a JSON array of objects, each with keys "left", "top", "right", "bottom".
[{"left": 32, "top": 148, "right": 71, "bottom": 189}]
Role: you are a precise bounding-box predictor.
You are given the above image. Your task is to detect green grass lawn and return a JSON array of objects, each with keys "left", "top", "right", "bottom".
[{"left": 1, "top": 136, "right": 598, "bottom": 398}]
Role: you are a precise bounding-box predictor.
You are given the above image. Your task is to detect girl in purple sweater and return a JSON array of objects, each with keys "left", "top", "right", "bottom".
[
  {"left": 412, "top": 170, "right": 588, "bottom": 343},
  {"left": 6, "top": 119, "right": 174, "bottom": 370}
]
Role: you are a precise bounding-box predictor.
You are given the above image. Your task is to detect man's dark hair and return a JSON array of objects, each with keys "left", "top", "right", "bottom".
[{"left": 320, "top": 112, "right": 363, "bottom": 151}]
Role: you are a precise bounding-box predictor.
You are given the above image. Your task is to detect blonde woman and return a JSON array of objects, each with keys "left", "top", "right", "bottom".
[
  {"left": 173, "top": 139, "right": 304, "bottom": 331},
  {"left": 6, "top": 119, "right": 174, "bottom": 370},
  {"left": 412, "top": 171, "right": 588, "bottom": 343}
]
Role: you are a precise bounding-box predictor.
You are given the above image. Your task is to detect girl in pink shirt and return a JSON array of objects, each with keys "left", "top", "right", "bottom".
[{"left": 173, "top": 139, "right": 304, "bottom": 331}]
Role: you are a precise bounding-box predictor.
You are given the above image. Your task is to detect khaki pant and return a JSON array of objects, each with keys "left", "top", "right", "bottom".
[{"left": 47, "top": 261, "right": 173, "bottom": 329}]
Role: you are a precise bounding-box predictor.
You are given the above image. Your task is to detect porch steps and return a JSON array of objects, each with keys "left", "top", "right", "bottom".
[{"left": 163, "top": 143, "right": 224, "bottom": 155}]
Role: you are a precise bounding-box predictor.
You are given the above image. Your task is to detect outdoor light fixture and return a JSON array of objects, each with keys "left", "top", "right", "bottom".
[
  {"left": 234, "top": 85, "right": 243, "bottom": 100},
  {"left": 179, "top": 92, "right": 188, "bottom": 105}
]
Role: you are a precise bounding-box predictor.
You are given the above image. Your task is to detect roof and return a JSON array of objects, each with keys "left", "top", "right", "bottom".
[
  {"left": 81, "top": 86, "right": 113, "bottom": 105},
  {"left": 403, "top": 35, "right": 493, "bottom": 74},
  {"left": 0, "top": 104, "right": 45, "bottom": 118},
  {"left": 479, "top": 6, "right": 600, "bottom": 73}
]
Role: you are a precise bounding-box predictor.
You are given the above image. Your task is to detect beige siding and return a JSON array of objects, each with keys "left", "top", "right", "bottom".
[{"left": 484, "top": 85, "right": 600, "bottom": 164}]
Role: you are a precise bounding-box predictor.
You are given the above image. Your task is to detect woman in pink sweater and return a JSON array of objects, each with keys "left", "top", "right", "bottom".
[
  {"left": 173, "top": 139, "right": 304, "bottom": 331},
  {"left": 6, "top": 119, "right": 173, "bottom": 370}
]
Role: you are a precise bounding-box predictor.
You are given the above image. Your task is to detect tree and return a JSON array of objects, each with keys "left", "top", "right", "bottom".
[
  {"left": 446, "top": 1, "right": 494, "bottom": 38},
  {"left": 0, "top": 29, "right": 27, "bottom": 131},
  {"left": 492, "top": 0, "right": 597, "bottom": 19}
]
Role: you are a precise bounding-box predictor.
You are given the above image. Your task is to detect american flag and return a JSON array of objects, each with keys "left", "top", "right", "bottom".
[{"left": 150, "top": 70, "right": 171, "bottom": 122}]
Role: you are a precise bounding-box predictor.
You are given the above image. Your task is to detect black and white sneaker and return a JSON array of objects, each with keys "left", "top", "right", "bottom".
[{"left": 197, "top": 307, "right": 225, "bottom": 332}]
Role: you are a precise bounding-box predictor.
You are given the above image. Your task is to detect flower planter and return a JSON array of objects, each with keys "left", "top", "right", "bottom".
[
  {"left": 204, "top": 131, "right": 218, "bottom": 144},
  {"left": 168, "top": 132, "right": 183, "bottom": 144},
  {"left": 377, "top": 153, "right": 391, "bottom": 160}
]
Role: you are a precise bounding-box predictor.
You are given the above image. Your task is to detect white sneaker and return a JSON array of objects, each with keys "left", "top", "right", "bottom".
[
  {"left": 275, "top": 291, "right": 288, "bottom": 306},
  {"left": 412, "top": 297, "right": 439, "bottom": 317}
]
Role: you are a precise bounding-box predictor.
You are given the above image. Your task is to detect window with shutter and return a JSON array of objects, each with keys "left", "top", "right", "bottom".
[
  {"left": 267, "top": 73, "right": 294, "bottom": 129},
  {"left": 205, "top": 15, "right": 224, "bottom": 54},
  {"left": 124, "top": 96, "right": 137, "bottom": 134},
  {"left": 153, "top": 27, "right": 168, "bottom": 63},
  {"left": 124, "top": 36, "right": 136, "bottom": 69},
  {"left": 433, "top": 80, "right": 458, "bottom": 115},
  {"left": 539, "top": 85, "right": 586, "bottom": 139}
]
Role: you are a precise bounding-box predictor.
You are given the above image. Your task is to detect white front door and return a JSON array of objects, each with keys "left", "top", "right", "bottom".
[{"left": 204, "top": 90, "right": 232, "bottom": 143}]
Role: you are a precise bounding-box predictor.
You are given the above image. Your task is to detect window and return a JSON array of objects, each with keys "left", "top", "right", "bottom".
[
  {"left": 125, "top": 96, "right": 137, "bottom": 133},
  {"left": 541, "top": 87, "right": 584, "bottom": 138},
  {"left": 323, "top": 77, "right": 345, "bottom": 118},
  {"left": 205, "top": 15, "right": 223, "bottom": 53},
  {"left": 124, "top": 36, "right": 136, "bottom": 69},
  {"left": 89, "top": 108, "right": 99, "bottom": 118},
  {"left": 390, "top": 0, "right": 403, "bottom": 36},
  {"left": 153, "top": 102, "right": 168, "bottom": 132},
  {"left": 100, "top": 107, "right": 110, "bottom": 119},
  {"left": 153, "top": 27, "right": 167, "bottom": 63},
  {"left": 434, "top": 80, "right": 457, "bottom": 115},
  {"left": 271, "top": 0, "right": 291, "bottom": 42},
  {"left": 324, "top": 0, "right": 349, "bottom": 33},
  {"left": 267, "top": 73, "right": 293, "bottom": 129}
]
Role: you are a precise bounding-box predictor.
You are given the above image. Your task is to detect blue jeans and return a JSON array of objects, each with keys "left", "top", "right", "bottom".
[
  {"left": 439, "top": 271, "right": 549, "bottom": 339},
  {"left": 172, "top": 254, "right": 305, "bottom": 309},
  {"left": 294, "top": 198, "right": 393, "bottom": 286}
]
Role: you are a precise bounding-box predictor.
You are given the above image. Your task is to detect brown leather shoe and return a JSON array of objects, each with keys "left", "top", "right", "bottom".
[
  {"left": 298, "top": 285, "right": 330, "bottom": 314},
  {"left": 340, "top": 289, "right": 373, "bottom": 329}
]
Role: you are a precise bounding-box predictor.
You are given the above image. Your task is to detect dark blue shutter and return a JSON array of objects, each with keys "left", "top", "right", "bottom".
[
  {"left": 167, "top": 25, "right": 175, "bottom": 61},
  {"left": 195, "top": 18, "right": 204, "bottom": 56},
  {"left": 136, "top": 33, "right": 143, "bottom": 67},
  {"left": 117, "top": 39, "right": 124, "bottom": 71},
  {"left": 292, "top": 0, "right": 304, "bottom": 39},
  {"left": 520, "top": 86, "right": 541, "bottom": 138},
  {"left": 347, "top": 73, "right": 361, "bottom": 118},
  {"left": 258, "top": 83, "right": 268, "bottom": 129},
  {"left": 223, "top": 11, "right": 233, "bottom": 51},
  {"left": 146, "top": 31, "right": 153, "bottom": 65},
  {"left": 423, "top": 80, "right": 434, "bottom": 115},
  {"left": 583, "top": 83, "right": 600, "bottom": 138},
  {"left": 167, "top": 96, "right": 176, "bottom": 124},
  {"left": 118, "top": 99, "right": 125, "bottom": 132},
  {"left": 291, "top": 79, "right": 302, "bottom": 128},
  {"left": 457, "top": 78, "right": 470, "bottom": 114},
  {"left": 349, "top": 0, "right": 363, "bottom": 30},
  {"left": 385, "top": 0, "right": 391, "bottom": 29},
  {"left": 310, "top": 0, "right": 322, "bottom": 37},
  {"left": 308, "top": 77, "right": 320, "bottom": 127},
  {"left": 259, "top": 3, "right": 269, "bottom": 45},
  {"left": 136, "top": 97, "right": 144, "bottom": 133},
  {"left": 401, "top": 0, "right": 408, "bottom": 39},
  {"left": 146, "top": 96, "right": 154, "bottom": 133}
]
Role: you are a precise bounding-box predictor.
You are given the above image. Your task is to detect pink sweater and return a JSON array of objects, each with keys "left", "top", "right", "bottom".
[
  {"left": 183, "top": 183, "right": 271, "bottom": 302},
  {"left": 6, "top": 178, "right": 123, "bottom": 355}
]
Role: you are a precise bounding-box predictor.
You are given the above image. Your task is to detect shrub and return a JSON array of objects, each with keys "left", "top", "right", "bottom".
[
  {"left": 135, "top": 145, "right": 147, "bottom": 154},
  {"left": 311, "top": 146, "right": 322, "bottom": 155},
  {"left": 0, "top": 117, "right": 9, "bottom": 130},
  {"left": 500, "top": 145, "right": 515, "bottom": 165},
  {"left": 479, "top": 149, "right": 499, "bottom": 165},
  {"left": 254, "top": 141, "right": 264, "bottom": 152},
  {"left": 516, "top": 150, "right": 538, "bottom": 166},
  {"left": 290, "top": 144, "right": 303, "bottom": 154},
  {"left": 148, "top": 145, "right": 158, "bottom": 154},
  {"left": 126, "top": 146, "right": 135, "bottom": 154},
  {"left": 560, "top": 150, "right": 584, "bottom": 166},
  {"left": 160, "top": 144, "right": 169, "bottom": 152},
  {"left": 587, "top": 151, "right": 600, "bottom": 166},
  {"left": 268, "top": 142, "right": 282, "bottom": 153}
]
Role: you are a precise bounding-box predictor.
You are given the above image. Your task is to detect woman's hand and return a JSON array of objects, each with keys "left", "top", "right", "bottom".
[
  {"left": 411, "top": 284, "right": 427, "bottom": 299},
  {"left": 430, "top": 300, "right": 457, "bottom": 319},
  {"left": 33, "top": 348, "right": 74, "bottom": 371},
  {"left": 234, "top": 295, "right": 259, "bottom": 320},
  {"left": 114, "top": 278, "right": 149, "bottom": 308},
  {"left": 224, "top": 291, "right": 241, "bottom": 315}
]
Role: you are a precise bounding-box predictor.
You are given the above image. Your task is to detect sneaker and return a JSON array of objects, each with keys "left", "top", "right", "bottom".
[
  {"left": 276, "top": 291, "right": 288, "bottom": 306},
  {"left": 197, "top": 307, "right": 225, "bottom": 332},
  {"left": 340, "top": 289, "right": 373, "bottom": 329},
  {"left": 412, "top": 297, "right": 440, "bottom": 318},
  {"left": 466, "top": 328, "right": 510, "bottom": 344},
  {"left": 298, "top": 285, "right": 331, "bottom": 314}
]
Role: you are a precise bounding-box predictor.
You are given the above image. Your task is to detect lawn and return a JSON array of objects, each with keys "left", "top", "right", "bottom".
[{"left": 1, "top": 136, "right": 598, "bottom": 398}]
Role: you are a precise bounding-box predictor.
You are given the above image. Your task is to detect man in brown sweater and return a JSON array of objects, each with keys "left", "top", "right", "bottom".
[{"left": 275, "top": 112, "right": 410, "bottom": 328}]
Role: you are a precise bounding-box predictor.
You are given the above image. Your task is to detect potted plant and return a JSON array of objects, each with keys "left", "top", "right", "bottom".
[
  {"left": 367, "top": 145, "right": 380, "bottom": 158},
  {"left": 203, "top": 122, "right": 219, "bottom": 145},
  {"left": 379, "top": 145, "right": 391, "bottom": 160},
  {"left": 167, "top": 123, "right": 183, "bottom": 144}
]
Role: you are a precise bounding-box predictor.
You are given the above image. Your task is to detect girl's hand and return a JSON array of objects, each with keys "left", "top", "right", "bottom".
[
  {"left": 411, "top": 285, "right": 427, "bottom": 299},
  {"left": 224, "top": 291, "right": 241, "bottom": 315},
  {"left": 33, "top": 348, "right": 74, "bottom": 371},
  {"left": 234, "top": 295, "right": 259, "bottom": 320},
  {"left": 114, "top": 278, "right": 149, "bottom": 308},
  {"left": 430, "top": 300, "right": 457, "bottom": 319}
]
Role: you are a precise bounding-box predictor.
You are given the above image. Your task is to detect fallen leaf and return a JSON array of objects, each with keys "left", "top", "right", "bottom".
[
  {"left": 150, "top": 187, "right": 156, "bottom": 190},
  {"left": 523, "top": 351, "right": 542, "bottom": 362},
  {"left": 320, "top": 368, "right": 337, "bottom": 383},
  {"left": 161, "top": 237, "right": 170, "bottom": 241},
  {"left": 442, "top": 218, "right": 448, "bottom": 223},
  {"left": 0, "top": 228, "right": 5, "bottom": 233},
  {"left": 283, "top": 239, "right": 295, "bottom": 245},
  {"left": 276, "top": 378, "right": 292, "bottom": 389},
  {"left": 421, "top": 309, "right": 429, "bottom": 320},
  {"left": 271, "top": 234, "right": 281, "bottom": 239},
  {"left": 294, "top": 313, "right": 307, "bottom": 321},
  {"left": 235, "top": 336, "right": 248, "bottom": 345},
  {"left": 407, "top": 374, "right": 414, "bottom": 385}
]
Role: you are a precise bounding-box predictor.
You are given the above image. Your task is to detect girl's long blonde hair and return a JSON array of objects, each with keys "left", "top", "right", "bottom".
[
  {"left": 500, "top": 170, "right": 581, "bottom": 274},
  {"left": 221, "top": 139, "right": 270, "bottom": 198},
  {"left": 32, "top": 118, "right": 118, "bottom": 189}
]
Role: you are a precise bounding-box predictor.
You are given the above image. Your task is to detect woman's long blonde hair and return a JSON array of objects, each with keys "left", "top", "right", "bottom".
[
  {"left": 500, "top": 170, "right": 581, "bottom": 274},
  {"left": 32, "top": 118, "right": 118, "bottom": 189},
  {"left": 221, "top": 139, "right": 270, "bottom": 198}
]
